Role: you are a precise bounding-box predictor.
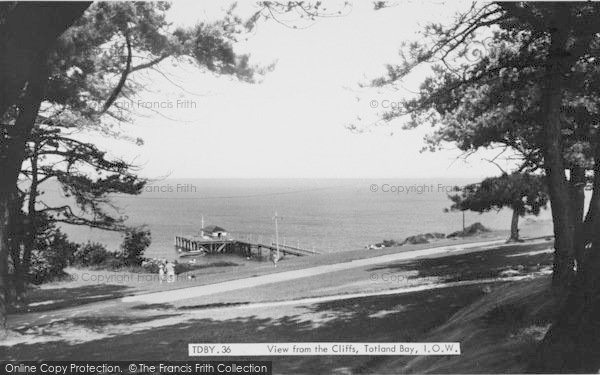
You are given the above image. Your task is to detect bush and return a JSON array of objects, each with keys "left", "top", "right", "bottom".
[
  {"left": 29, "top": 251, "right": 58, "bottom": 284},
  {"left": 447, "top": 222, "right": 491, "bottom": 238},
  {"left": 141, "top": 258, "right": 162, "bottom": 273},
  {"left": 73, "top": 242, "right": 112, "bottom": 266},
  {"left": 119, "top": 227, "right": 152, "bottom": 266},
  {"left": 402, "top": 232, "right": 446, "bottom": 245},
  {"left": 104, "top": 256, "right": 127, "bottom": 270},
  {"left": 29, "top": 228, "right": 80, "bottom": 284}
]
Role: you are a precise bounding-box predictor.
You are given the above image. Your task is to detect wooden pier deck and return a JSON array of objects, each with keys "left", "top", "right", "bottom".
[{"left": 174, "top": 235, "right": 321, "bottom": 258}]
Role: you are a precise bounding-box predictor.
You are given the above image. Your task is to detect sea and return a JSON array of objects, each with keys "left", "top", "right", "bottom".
[{"left": 48, "top": 178, "right": 553, "bottom": 260}]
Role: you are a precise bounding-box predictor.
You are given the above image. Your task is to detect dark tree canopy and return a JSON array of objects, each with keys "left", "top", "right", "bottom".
[{"left": 448, "top": 173, "right": 548, "bottom": 216}]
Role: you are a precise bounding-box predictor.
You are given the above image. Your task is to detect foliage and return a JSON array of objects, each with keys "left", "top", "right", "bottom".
[
  {"left": 7, "top": 209, "right": 79, "bottom": 284},
  {"left": 119, "top": 227, "right": 151, "bottom": 266},
  {"left": 141, "top": 258, "right": 163, "bottom": 274},
  {"left": 47, "top": 2, "right": 261, "bottom": 122},
  {"left": 28, "top": 228, "right": 79, "bottom": 284},
  {"left": 28, "top": 251, "right": 62, "bottom": 285},
  {"left": 73, "top": 242, "right": 112, "bottom": 267},
  {"left": 368, "top": 3, "right": 600, "bottom": 175},
  {"left": 447, "top": 222, "right": 491, "bottom": 239},
  {"left": 447, "top": 173, "right": 549, "bottom": 216},
  {"left": 402, "top": 233, "right": 445, "bottom": 245}
]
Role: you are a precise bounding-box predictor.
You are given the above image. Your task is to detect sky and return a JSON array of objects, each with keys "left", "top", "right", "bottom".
[{"left": 89, "top": 0, "right": 509, "bottom": 179}]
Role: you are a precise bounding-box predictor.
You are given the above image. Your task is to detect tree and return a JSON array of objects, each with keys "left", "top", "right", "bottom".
[
  {"left": 370, "top": 2, "right": 600, "bottom": 289},
  {"left": 8, "top": 124, "right": 148, "bottom": 301},
  {"left": 0, "top": 3, "right": 92, "bottom": 334},
  {"left": 447, "top": 173, "right": 548, "bottom": 242},
  {"left": 368, "top": 2, "right": 600, "bottom": 370},
  {"left": 10, "top": 210, "right": 79, "bottom": 288},
  {"left": 0, "top": 3, "right": 89, "bottom": 337},
  {"left": 0, "top": 1, "right": 265, "bottom": 336},
  {"left": 369, "top": 3, "right": 600, "bottom": 284},
  {"left": 120, "top": 227, "right": 151, "bottom": 266}
]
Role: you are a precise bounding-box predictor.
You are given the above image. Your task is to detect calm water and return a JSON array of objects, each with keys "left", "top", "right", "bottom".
[{"left": 52, "top": 178, "right": 553, "bottom": 260}]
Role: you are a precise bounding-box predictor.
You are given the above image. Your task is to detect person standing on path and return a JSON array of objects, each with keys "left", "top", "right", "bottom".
[
  {"left": 270, "top": 249, "right": 279, "bottom": 267},
  {"left": 158, "top": 262, "right": 166, "bottom": 283},
  {"left": 166, "top": 261, "right": 176, "bottom": 283}
]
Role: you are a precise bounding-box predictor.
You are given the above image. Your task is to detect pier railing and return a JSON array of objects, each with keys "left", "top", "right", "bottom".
[{"left": 229, "top": 232, "right": 324, "bottom": 255}]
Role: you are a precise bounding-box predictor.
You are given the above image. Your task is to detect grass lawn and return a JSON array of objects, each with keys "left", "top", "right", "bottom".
[
  {"left": 1, "top": 283, "right": 493, "bottom": 374},
  {"left": 1, "top": 238, "right": 557, "bottom": 374},
  {"left": 367, "top": 241, "right": 554, "bottom": 282}
]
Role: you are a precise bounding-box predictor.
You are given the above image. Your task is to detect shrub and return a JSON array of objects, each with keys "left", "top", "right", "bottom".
[
  {"left": 104, "top": 256, "right": 126, "bottom": 270},
  {"left": 73, "top": 242, "right": 112, "bottom": 266},
  {"left": 447, "top": 222, "right": 491, "bottom": 238},
  {"left": 29, "top": 228, "right": 80, "bottom": 284},
  {"left": 141, "top": 258, "right": 162, "bottom": 273},
  {"left": 119, "top": 227, "right": 152, "bottom": 266},
  {"left": 29, "top": 251, "right": 57, "bottom": 284}
]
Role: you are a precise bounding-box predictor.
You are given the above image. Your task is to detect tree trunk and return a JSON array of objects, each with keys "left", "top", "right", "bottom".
[
  {"left": 8, "top": 221, "right": 22, "bottom": 304},
  {"left": 540, "top": 21, "right": 578, "bottom": 291},
  {"left": 0, "top": 58, "right": 47, "bottom": 337},
  {"left": 0, "top": 2, "right": 89, "bottom": 339},
  {"left": 570, "top": 166, "right": 586, "bottom": 269},
  {"left": 11, "top": 246, "right": 24, "bottom": 303},
  {"left": 15, "top": 143, "right": 40, "bottom": 301},
  {"left": 6, "top": 192, "right": 26, "bottom": 304},
  {"left": 530, "top": 140, "right": 600, "bottom": 373},
  {"left": 0, "top": 192, "right": 11, "bottom": 337},
  {"left": 508, "top": 208, "right": 520, "bottom": 242}
]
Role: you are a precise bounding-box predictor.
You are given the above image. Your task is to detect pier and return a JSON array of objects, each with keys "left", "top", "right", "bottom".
[{"left": 174, "top": 234, "right": 321, "bottom": 258}]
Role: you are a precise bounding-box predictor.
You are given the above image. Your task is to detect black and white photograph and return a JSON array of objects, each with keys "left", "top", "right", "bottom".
[{"left": 0, "top": 1, "right": 599, "bottom": 374}]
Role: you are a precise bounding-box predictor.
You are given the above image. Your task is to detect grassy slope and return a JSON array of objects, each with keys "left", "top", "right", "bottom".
[
  {"left": 0, "top": 284, "right": 491, "bottom": 374},
  {"left": 2, "top": 240, "right": 558, "bottom": 374},
  {"left": 367, "top": 277, "right": 557, "bottom": 374}
]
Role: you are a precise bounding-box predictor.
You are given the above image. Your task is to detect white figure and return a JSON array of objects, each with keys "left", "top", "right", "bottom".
[
  {"left": 270, "top": 250, "right": 279, "bottom": 267},
  {"left": 166, "top": 261, "right": 176, "bottom": 283},
  {"left": 158, "top": 263, "right": 166, "bottom": 283}
]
